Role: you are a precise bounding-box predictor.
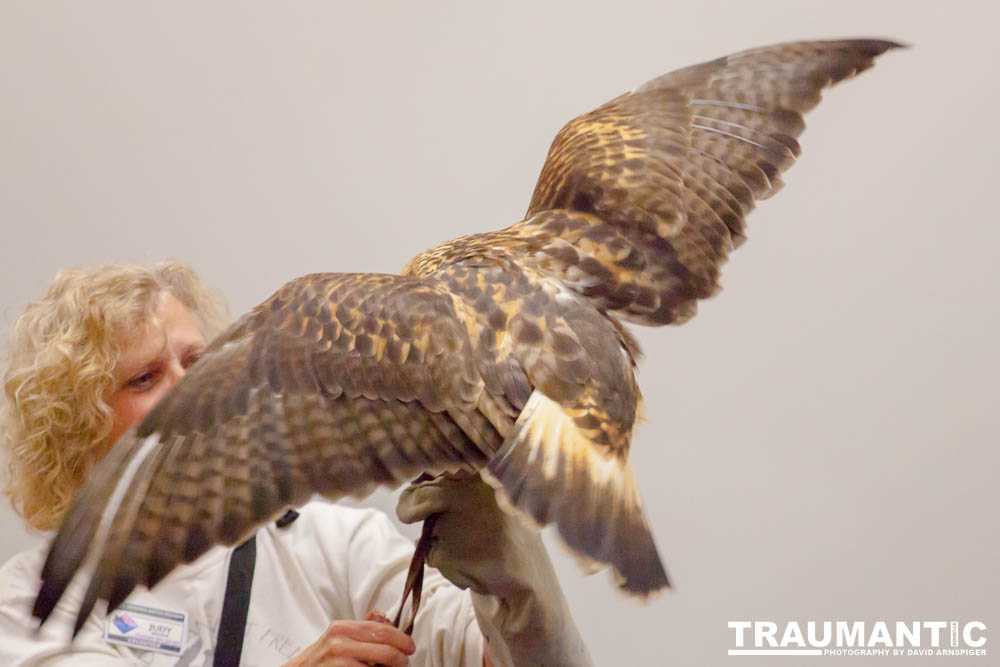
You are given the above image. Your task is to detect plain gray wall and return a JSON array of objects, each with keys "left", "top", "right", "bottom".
[{"left": 1, "top": 1, "right": 997, "bottom": 665}]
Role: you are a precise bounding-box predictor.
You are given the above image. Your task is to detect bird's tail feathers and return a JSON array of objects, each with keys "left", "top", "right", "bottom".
[{"left": 484, "top": 390, "right": 669, "bottom": 595}]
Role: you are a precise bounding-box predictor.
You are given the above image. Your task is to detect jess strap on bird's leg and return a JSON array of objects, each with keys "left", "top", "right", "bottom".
[
  {"left": 391, "top": 513, "right": 439, "bottom": 635},
  {"left": 397, "top": 473, "right": 594, "bottom": 667}
]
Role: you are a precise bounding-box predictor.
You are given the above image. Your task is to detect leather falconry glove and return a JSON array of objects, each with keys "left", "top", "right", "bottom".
[{"left": 396, "top": 473, "right": 594, "bottom": 667}]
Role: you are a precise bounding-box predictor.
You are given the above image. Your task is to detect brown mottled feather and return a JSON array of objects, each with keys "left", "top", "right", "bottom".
[
  {"left": 37, "top": 273, "right": 511, "bottom": 627},
  {"left": 524, "top": 38, "right": 902, "bottom": 325},
  {"left": 35, "top": 39, "right": 900, "bottom": 630}
]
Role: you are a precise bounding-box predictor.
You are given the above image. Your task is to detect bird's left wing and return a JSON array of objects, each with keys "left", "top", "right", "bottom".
[
  {"left": 520, "top": 38, "right": 902, "bottom": 326},
  {"left": 33, "top": 272, "right": 506, "bottom": 634}
]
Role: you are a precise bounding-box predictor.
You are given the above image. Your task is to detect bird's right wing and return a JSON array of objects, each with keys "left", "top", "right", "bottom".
[
  {"left": 519, "top": 39, "right": 902, "bottom": 325},
  {"left": 33, "top": 272, "right": 508, "bottom": 635}
]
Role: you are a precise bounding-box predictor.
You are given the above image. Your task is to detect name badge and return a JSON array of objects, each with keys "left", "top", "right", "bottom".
[{"left": 105, "top": 601, "right": 187, "bottom": 656}]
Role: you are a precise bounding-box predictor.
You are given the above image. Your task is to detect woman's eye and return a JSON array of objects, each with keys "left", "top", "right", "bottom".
[{"left": 127, "top": 371, "right": 158, "bottom": 390}]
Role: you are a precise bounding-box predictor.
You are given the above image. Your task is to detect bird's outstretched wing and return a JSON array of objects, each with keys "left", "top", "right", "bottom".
[
  {"left": 33, "top": 273, "right": 513, "bottom": 634},
  {"left": 517, "top": 39, "right": 902, "bottom": 325},
  {"left": 35, "top": 39, "right": 903, "bottom": 634},
  {"left": 409, "top": 38, "right": 901, "bottom": 595}
]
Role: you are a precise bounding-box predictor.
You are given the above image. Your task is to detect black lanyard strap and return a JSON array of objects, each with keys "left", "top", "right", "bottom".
[
  {"left": 213, "top": 510, "right": 299, "bottom": 666},
  {"left": 213, "top": 535, "right": 257, "bottom": 667}
]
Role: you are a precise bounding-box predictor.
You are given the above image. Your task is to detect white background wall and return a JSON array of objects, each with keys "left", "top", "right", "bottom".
[{"left": 1, "top": 2, "right": 997, "bottom": 664}]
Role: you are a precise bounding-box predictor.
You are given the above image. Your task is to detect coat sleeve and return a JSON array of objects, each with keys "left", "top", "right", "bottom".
[
  {"left": 0, "top": 549, "right": 132, "bottom": 667},
  {"left": 313, "top": 505, "right": 485, "bottom": 667}
]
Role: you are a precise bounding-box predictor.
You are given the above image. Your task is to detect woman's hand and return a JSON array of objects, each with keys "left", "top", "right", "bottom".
[
  {"left": 397, "top": 474, "right": 594, "bottom": 667},
  {"left": 282, "top": 616, "right": 415, "bottom": 667}
]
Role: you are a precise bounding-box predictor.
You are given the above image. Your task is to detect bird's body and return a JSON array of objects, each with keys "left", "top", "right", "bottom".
[{"left": 33, "top": 38, "right": 902, "bottom": 634}]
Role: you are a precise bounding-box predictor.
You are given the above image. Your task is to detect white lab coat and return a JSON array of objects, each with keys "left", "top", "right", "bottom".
[{"left": 0, "top": 501, "right": 483, "bottom": 666}]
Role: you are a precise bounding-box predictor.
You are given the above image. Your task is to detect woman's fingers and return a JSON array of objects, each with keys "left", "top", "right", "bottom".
[
  {"left": 282, "top": 618, "right": 415, "bottom": 667},
  {"left": 320, "top": 635, "right": 410, "bottom": 667},
  {"left": 328, "top": 619, "right": 415, "bottom": 655}
]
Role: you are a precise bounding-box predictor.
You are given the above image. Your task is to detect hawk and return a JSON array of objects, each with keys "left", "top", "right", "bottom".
[{"left": 33, "top": 38, "right": 901, "bottom": 634}]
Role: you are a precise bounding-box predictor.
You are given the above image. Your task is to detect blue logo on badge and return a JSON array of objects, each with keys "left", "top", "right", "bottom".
[{"left": 113, "top": 613, "right": 138, "bottom": 634}]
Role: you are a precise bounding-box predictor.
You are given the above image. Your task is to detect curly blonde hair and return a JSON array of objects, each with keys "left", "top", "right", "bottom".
[{"left": 1, "top": 261, "right": 230, "bottom": 531}]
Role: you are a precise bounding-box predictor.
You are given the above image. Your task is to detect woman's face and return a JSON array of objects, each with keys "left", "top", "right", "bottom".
[{"left": 107, "top": 293, "right": 207, "bottom": 448}]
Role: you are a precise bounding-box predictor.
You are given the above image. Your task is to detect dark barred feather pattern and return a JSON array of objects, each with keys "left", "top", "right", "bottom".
[
  {"left": 34, "top": 39, "right": 900, "bottom": 633},
  {"left": 521, "top": 39, "right": 902, "bottom": 325}
]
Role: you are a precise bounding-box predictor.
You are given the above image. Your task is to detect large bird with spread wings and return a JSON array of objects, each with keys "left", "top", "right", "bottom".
[{"left": 34, "top": 38, "right": 900, "bottom": 634}]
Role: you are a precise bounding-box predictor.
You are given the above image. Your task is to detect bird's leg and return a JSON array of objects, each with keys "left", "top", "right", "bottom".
[{"left": 391, "top": 512, "right": 439, "bottom": 635}]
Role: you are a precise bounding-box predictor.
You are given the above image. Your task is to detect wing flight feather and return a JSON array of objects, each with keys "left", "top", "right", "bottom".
[
  {"left": 522, "top": 39, "right": 902, "bottom": 325},
  {"left": 34, "top": 273, "right": 506, "bottom": 630}
]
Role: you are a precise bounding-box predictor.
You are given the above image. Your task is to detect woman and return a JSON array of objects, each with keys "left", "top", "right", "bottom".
[{"left": 0, "top": 261, "right": 591, "bottom": 666}]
